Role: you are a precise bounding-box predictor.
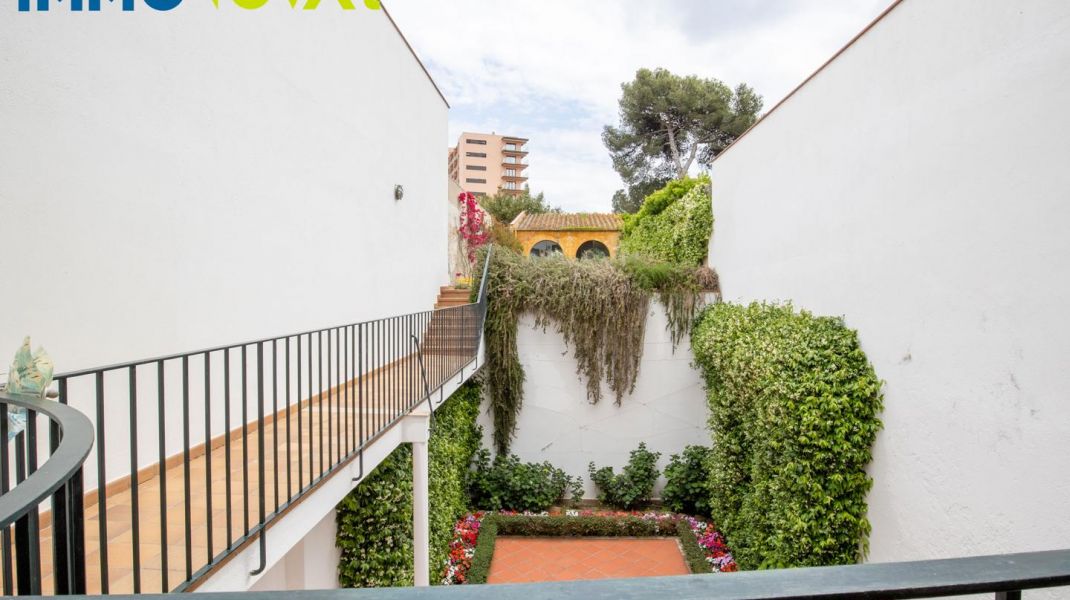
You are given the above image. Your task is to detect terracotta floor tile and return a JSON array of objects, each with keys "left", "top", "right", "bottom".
[{"left": 486, "top": 537, "right": 690, "bottom": 584}]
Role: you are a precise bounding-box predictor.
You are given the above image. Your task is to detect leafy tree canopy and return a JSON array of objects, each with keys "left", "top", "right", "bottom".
[
  {"left": 479, "top": 188, "right": 560, "bottom": 224},
  {"left": 604, "top": 68, "right": 762, "bottom": 211}
]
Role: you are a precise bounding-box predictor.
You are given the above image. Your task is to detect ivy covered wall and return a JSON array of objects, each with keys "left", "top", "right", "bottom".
[
  {"left": 335, "top": 382, "right": 483, "bottom": 587},
  {"left": 620, "top": 176, "right": 712, "bottom": 265},
  {"left": 691, "top": 302, "right": 883, "bottom": 570}
]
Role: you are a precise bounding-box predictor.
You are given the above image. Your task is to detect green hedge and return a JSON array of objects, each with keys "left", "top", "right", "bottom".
[
  {"left": 676, "top": 520, "right": 714, "bottom": 574},
  {"left": 620, "top": 176, "right": 712, "bottom": 265},
  {"left": 336, "top": 382, "right": 483, "bottom": 587},
  {"left": 691, "top": 302, "right": 883, "bottom": 570},
  {"left": 466, "top": 514, "right": 711, "bottom": 583}
]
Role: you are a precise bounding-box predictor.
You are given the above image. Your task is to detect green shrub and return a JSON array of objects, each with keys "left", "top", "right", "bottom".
[
  {"left": 468, "top": 450, "right": 582, "bottom": 512},
  {"left": 588, "top": 442, "right": 661, "bottom": 509},
  {"left": 335, "top": 447, "right": 413, "bottom": 587},
  {"left": 691, "top": 302, "right": 883, "bottom": 570},
  {"left": 466, "top": 515, "right": 498, "bottom": 584},
  {"left": 620, "top": 176, "right": 712, "bottom": 265},
  {"left": 662, "top": 445, "right": 712, "bottom": 516},
  {"left": 336, "top": 382, "right": 483, "bottom": 587}
]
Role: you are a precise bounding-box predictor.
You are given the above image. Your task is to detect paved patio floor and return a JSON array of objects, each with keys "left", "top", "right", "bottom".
[{"left": 486, "top": 537, "right": 690, "bottom": 584}]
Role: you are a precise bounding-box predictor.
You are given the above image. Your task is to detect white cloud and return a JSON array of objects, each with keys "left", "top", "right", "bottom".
[{"left": 387, "top": 0, "right": 891, "bottom": 211}]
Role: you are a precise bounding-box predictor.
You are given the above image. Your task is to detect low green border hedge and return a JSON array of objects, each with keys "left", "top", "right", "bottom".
[{"left": 466, "top": 514, "right": 712, "bottom": 584}]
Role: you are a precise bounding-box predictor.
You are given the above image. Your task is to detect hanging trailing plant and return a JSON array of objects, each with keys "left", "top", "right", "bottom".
[{"left": 474, "top": 245, "right": 717, "bottom": 453}]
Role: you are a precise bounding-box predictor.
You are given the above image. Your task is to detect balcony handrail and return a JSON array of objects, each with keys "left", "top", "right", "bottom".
[
  {"left": 0, "top": 392, "right": 94, "bottom": 529},
  {"left": 272, "top": 548, "right": 1070, "bottom": 599}
]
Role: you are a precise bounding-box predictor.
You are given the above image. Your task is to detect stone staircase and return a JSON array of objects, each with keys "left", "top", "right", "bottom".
[{"left": 434, "top": 285, "right": 471, "bottom": 309}]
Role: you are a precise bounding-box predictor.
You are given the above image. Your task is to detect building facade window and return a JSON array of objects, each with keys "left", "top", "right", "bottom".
[
  {"left": 465, "top": 139, "right": 487, "bottom": 145},
  {"left": 466, "top": 178, "right": 487, "bottom": 184},
  {"left": 466, "top": 152, "right": 487, "bottom": 158},
  {"left": 466, "top": 165, "right": 487, "bottom": 171},
  {"left": 576, "top": 240, "right": 610, "bottom": 260},
  {"left": 530, "top": 240, "right": 563, "bottom": 257}
]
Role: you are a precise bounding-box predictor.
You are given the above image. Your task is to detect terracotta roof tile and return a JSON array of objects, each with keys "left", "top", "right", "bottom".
[{"left": 511, "top": 212, "right": 622, "bottom": 231}]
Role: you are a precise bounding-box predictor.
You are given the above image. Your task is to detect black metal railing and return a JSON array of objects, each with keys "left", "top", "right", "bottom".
[
  {"left": 240, "top": 549, "right": 1070, "bottom": 599},
  {"left": 0, "top": 250, "right": 492, "bottom": 595},
  {"left": 0, "top": 392, "right": 95, "bottom": 595}
]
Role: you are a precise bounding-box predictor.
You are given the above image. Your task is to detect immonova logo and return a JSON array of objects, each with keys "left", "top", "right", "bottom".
[{"left": 18, "top": 0, "right": 377, "bottom": 11}]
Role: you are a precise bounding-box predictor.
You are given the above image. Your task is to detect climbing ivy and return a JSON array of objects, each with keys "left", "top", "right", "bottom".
[
  {"left": 335, "top": 382, "right": 482, "bottom": 587},
  {"left": 474, "top": 246, "right": 717, "bottom": 453},
  {"left": 620, "top": 176, "right": 713, "bottom": 265},
  {"left": 690, "top": 302, "right": 883, "bottom": 570}
]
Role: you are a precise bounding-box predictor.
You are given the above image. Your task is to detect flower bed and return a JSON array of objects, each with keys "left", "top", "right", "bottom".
[{"left": 440, "top": 510, "right": 736, "bottom": 585}]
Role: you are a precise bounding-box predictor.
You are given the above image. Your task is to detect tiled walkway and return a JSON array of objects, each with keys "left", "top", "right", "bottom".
[{"left": 486, "top": 537, "right": 690, "bottom": 583}]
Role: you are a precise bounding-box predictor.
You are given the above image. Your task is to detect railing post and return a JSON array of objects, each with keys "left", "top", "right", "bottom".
[
  {"left": 996, "top": 592, "right": 1022, "bottom": 600},
  {"left": 250, "top": 341, "right": 267, "bottom": 576},
  {"left": 411, "top": 427, "right": 430, "bottom": 586}
]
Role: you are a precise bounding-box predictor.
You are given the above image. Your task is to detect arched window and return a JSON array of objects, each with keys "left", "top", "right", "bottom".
[
  {"left": 576, "top": 240, "right": 610, "bottom": 260},
  {"left": 530, "top": 240, "right": 563, "bottom": 258}
]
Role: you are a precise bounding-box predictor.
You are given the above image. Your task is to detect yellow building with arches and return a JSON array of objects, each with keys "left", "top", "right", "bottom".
[{"left": 510, "top": 212, "right": 622, "bottom": 259}]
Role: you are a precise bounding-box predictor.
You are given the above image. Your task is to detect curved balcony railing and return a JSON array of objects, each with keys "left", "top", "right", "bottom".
[{"left": 0, "top": 391, "right": 95, "bottom": 595}]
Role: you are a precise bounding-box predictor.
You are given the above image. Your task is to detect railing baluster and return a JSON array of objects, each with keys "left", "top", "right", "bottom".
[
  {"left": 326, "top": 329, "right": 333, "bottom": 469},
  {"left": 251, "top": 341, "right": 267, "bottom": 576},
  {"left": 285, "top": 337, "right": 292, "bottom": 503},
  {"left": 241, "top": 345, "right": 249, "bottom": 535},
  {"left": 358, "top": 324, "right": 364, "bottom": 453},
  {"left": 182, "top": 356, "right": 193, "bottom": 583},
  {"left": 272, "top": 339, "right": 279, "bottom": 513},
  {"left": 59, "top": 376, "right": 82, "bottom": 594},
  {"left": 296, "top": 337, "right": 303, "bottom": 493},
  {"left": 94, "top": 372, "right": 109, "bottom": 594},
  {"left": 344, "top": 326, "right": 350, "bottom": 457},
  {"left": 128, "top": 366, "right": 141, "bottom": 593},
  {"left": 223, "top": 349, "right": 233, "bottom": 551},
  {"left": 317, "top": 330, "right": 324, "bottom": 479},
  {"left": 336, "top": 327, "right": 341, "bottom": 463},
  {"left": 14, "top": 429, "right": 40, "bottom": 595},
  {"left": 306, "top": 333, "right": 313, "bottom": 484},
  {"left": 156, "top": 361, "right": 168, "bottom": 592},
  {"left": 50, "top": 386, "right": 71, "bottom": 595},
  {"left": 204, "top": 353, "right": 214, "bottom": 565},
  {"left": 1, "top": 403, "right": 11, "bottom": 597}
]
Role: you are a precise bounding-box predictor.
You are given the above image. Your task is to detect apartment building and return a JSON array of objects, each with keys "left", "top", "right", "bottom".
[{"left": 448, "top": 132, "right": 529, "bottom": 196}]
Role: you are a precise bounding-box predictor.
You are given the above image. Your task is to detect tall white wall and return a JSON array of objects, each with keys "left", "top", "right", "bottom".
[
  {"left": 708, "top": 0, "right": 1070, "bottom": 573},
  {"left": 479, "top": 301, "right": 710, "bottom": 498},
  {"left": 0, "top": 6, "right": 449, "bottom": 489}
]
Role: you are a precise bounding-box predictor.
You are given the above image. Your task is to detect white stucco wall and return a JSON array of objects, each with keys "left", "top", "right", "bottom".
[
  {"left": 479, "top": 301, "right": 711, "bottom": 499},
  {"left": 0, "top": 6, "right": 449, "bottom": 490},
  {"left": 708, "top": 0, "right": 1070, "bottom": 576}
]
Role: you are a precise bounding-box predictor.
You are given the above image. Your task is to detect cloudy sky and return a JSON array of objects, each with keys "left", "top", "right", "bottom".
[{"left": 386, "top": 0, "right": 891, "bottom": 212}]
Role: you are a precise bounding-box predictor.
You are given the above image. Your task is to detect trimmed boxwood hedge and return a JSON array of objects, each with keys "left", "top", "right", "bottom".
[
  {"left": 335, "top": 381, "right": 483, "bottom": 587},
  {"left": 691, "top": 302, "right": 883, "bottom": 570},
  {"left": 466, "top": 514, "right": 706, "bottom": 584}
]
